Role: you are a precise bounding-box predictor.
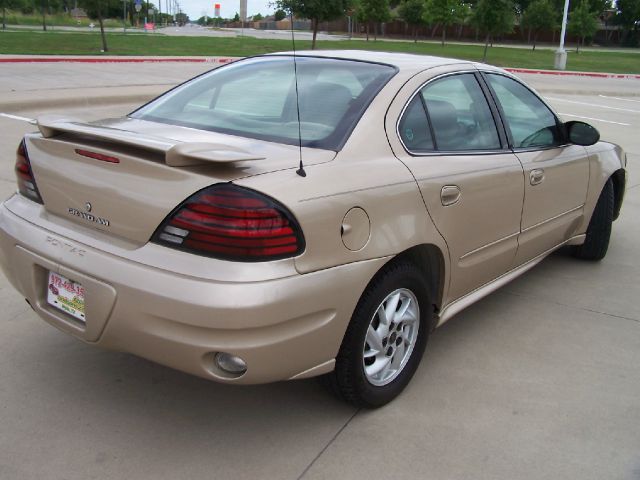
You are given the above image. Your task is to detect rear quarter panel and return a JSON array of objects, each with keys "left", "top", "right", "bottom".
[{"left": 235, "top": 72, "right": 450, "bottom": 289}]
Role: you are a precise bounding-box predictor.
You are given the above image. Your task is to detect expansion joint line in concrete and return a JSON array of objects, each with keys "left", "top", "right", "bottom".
[
  {"left": 296, "top": 408, "right": 361, "bottom": 480},
  {"left": 501, "top": 290, "right": 640, "bottom": 324}
]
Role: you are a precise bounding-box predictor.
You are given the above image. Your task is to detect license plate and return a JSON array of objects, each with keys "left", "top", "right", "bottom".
[{"left": 47, "top": 271, "right": 86, "bottom": 323}]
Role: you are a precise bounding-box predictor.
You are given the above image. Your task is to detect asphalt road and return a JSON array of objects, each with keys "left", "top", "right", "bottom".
[{"left": 0, "top": 62, "right": 638, "bottom": 480}]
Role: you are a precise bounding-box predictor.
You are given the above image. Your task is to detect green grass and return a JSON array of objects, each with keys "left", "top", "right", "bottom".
[
  {"left": 1, "top": 30, "right": 638, "bottom": 73},
  {"left": 1, "top": 12, "right": 130, "bottom": 28}
]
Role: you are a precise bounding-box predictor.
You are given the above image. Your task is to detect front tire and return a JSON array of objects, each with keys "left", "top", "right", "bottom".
[
  {"left": 321, "top": 261, "right": 431, "bottom": 408},
  {"left": 573, "top": 178, "right": 614, "bottom": 261}
]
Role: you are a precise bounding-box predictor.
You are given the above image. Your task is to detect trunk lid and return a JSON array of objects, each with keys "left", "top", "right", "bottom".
[{"left": 25, "top": 116, "right": 335, "bottom": 245}]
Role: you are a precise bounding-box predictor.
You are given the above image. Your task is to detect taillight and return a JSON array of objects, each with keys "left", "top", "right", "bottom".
[
  {"left": 15, "top": 140, "right": 43, "bottom": 204},
  {"left": 152, "top": 184, "right": 305, "bottom": 261}
]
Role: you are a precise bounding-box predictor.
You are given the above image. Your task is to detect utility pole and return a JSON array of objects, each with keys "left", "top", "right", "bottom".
[{"left": 554, "top": 0, "right": 570, "bottom": 70}]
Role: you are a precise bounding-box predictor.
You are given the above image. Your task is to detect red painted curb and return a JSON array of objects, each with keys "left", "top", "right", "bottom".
[
  {"left": 505, "top": 67, "right": 640, "bottom": 80},
  {"left": 0, "top": 57, "right": 238, "bottom": 64}
]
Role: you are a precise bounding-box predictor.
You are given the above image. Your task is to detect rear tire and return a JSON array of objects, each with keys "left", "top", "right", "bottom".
[
  {"left": 320, "top": 261, "right": 431, "bottom": 408},
  {"left": 573, "top": 178, "right": 614, "bottom": 261}
]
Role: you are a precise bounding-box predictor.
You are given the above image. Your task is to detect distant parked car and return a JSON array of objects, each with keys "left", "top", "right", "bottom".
[{"left": 0, "top": 51, "right": 626, "bottom": 407}]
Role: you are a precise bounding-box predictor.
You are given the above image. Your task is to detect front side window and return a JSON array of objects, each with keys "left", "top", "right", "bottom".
[
  {"left": 486, "top": 74, "right": 562, "bottom": 149},
  {"left": 131, "top": 56, "right": 396, "bottom": 151}
]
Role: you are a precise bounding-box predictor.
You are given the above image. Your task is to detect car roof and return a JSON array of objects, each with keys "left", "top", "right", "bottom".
[{"left": 266, "top": 50, "right": 484, "bottom": 74}]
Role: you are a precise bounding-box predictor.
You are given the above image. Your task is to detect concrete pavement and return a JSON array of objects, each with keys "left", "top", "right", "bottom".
[{"left": 0, "top": 62, "right": 638, "bottom": 480}]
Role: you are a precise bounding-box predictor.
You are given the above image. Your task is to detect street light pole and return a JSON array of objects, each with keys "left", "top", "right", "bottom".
[{"left": 554, "top": 0, "right": 570, "bottom": 70}]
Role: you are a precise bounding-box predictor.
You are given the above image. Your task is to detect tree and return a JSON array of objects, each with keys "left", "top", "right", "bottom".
[
  {"left": 233, "top": 11, "right": 240, "bottom": 21},
  {"left": 454, "top": 2, "right": 472, "bottom": 38},
  {"left": 424, "top": 0, "right": 463, "bottom": 45},
  {"left": 80, "top": 0, "right": 111, "bottom": 52},
  {"left": 521, "top": 0, "right": 555, "bottom": 49},
  {"left": 274, "top": 8, "right": 287, "bottom": 20},
  {"left": 568, "top": 0, "right": 598, "bottom": 51},
  {"left": 41, "top": 0, "right": 48, "bottom": 31},
  {"left": 2, "top": 0, "right": 20, "bottom": 29},
  {"left": 398, "top": 0, "right": 426, "bottom": 41},
  {"left": 252, "top": 12, "right": 263, "bottom": 20},
  {"left": 277, "top": 0, "right": 352, "bottom": 48},
  {"left": 358, "top": 0, "right": 391, "bottom": 40},
  {"left": 614, "top": 0, "right": 640, "bottom": 46},
  {"left": 472, "top": 0, "right": 515, "bottom": 60}
]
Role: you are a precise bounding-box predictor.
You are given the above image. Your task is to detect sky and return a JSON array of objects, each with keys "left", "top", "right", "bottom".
[{"left": 178, "top": 0, "right": 275, "bottom": 20}]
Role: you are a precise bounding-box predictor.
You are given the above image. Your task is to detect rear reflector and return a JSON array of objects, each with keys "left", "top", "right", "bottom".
[
  {"left": 152, "top": 184, "right": 305, "bottom": 262},
  {"left": 15, "top": 140, "right": 43, "bottom": 204},
  {"left": 75, "top": 149, "right": 120, "bottom": 164}
]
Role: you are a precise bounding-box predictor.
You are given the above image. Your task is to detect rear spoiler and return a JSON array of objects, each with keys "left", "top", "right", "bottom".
[{"left": 36, "top": 115, "right": 266, "bottom": 167}]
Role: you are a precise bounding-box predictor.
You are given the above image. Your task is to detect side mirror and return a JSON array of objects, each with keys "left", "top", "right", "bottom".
[{"left": 566, "top": 121, "right": 600, "bottom": 146}]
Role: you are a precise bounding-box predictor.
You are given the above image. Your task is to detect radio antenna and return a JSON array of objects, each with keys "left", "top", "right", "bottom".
[{"left": 290, "top": 12, "right": 306, "bottom": 177}]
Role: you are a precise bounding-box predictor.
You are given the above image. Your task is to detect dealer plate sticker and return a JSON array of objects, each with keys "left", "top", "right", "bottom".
[{"left": 47, "top": 271, "right": 86, "bottom": 322}]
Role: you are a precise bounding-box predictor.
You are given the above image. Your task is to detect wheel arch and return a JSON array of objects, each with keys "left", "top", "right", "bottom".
[
  {"left": 381, "top": 244, "right": 446, "bottom": 333},
  {"left": 611, "top": 168, "right": 626, "bottom": 221}
]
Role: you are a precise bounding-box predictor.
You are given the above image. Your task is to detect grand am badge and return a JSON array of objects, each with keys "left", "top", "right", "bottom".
[{"left": 68, "top": 207, "right": 110, "bottom": 226}]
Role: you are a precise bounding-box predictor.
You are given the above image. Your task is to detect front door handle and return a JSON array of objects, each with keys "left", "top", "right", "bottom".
[
  {"left": 530, "top": 168, "right": 545, "bottom": 186},
  {"left": 441, "top": 185, "right": 461, "bottom": 206}
]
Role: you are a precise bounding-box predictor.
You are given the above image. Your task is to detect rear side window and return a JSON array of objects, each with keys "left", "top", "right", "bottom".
[
  {"left": 398, "top": 73, "right": 501, "bottom": 153},
  {"left": 399, "top": 96, "right": 434, "bottom": 152},
  {"left": 485, "top": 74, "right": 562, "bottom": 149}
]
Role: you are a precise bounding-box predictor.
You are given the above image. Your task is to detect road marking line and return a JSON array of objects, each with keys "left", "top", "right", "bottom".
[
  {"left": 0, "top": 113, "right": 35, "bottom": 123},
  {"left": 558, "top": 113, "right": 631, "bottom": 126},
  {"left": 547, "top": 97, "right": 640, "bottom": 114},
  {"left": 598, "top": 94, "right": 640, "bottom": 104}
]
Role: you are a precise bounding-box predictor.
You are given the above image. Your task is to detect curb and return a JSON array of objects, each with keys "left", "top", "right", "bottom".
[
  {"left": 0, "top": 56, "right": 240, "bottom": 64},
  {"left": 1, "top": 55, "right": 639, "bottom": 79},
  {"left": 504, "top": 67, "right": 640, "bottom": 80}
]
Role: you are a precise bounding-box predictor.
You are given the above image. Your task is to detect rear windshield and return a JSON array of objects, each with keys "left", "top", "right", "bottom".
[{"left": 130, "top": 56, "right": 397, "bottom": 151}]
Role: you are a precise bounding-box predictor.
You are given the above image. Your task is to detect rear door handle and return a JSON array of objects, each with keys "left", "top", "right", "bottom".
[
  {"left": 530, "top": 169, "right": 545, "bottom": 186},
  {"left": 441, "top": 185, "right": 461, "bottom": 206}
]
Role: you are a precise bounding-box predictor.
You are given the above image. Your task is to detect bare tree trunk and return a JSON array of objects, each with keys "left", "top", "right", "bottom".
[
  {"left": 482, "top": 33, "right": 490, "bottom": 61},
  {"left": 311, "top": 17, "right": 318, "bottom": 49},
  {"left": 532, "top": 31, "right": 537, "bottom": 50},
  {"left": 41, "top": 0, "right": 47, "bottom": 31},
  {"left": 414, "top": 25, "right": 418, "bottom": 43},
  {"left": 431, "top": 23, "right": 438, "bottom": 38},
  {"left": 366, "top": 21, "right": 369, "bottom": 41},
  {"left": 2, "top": 6, "right": 6, "bottom": 30},
  {"left": 98, "top": 1, "right": 108, "bottom": 52},
  {"left": 373, "top": 22, "right": 377, "bottom": 41},
  {"left": 441, "top": 24, "right": 445, "bottom": 46}
]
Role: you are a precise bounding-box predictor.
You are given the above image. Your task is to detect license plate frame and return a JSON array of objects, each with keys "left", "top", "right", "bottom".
[{"left": 46, "top": 271, "right": 86, "bottom": 323}]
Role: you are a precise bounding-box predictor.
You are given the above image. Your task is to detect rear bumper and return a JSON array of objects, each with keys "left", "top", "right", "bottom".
[{"left": 0, "top": 195, "right": 388, "bottom": 384}]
